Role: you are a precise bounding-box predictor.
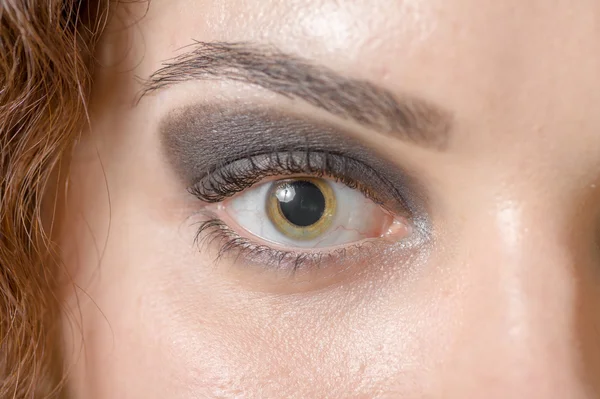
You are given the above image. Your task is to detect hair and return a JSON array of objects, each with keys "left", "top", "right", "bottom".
[{"left": 0, "top": 1, "right": 109, "bottom": 397}]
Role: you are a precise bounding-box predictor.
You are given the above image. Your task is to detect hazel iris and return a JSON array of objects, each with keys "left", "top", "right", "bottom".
[{"left": 267, "top": 178, "right": 336, "bottom": 240}]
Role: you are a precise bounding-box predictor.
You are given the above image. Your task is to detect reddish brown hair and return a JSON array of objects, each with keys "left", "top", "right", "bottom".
[{"left": 0, "top": 1, "right": 108, "bottom": 397}]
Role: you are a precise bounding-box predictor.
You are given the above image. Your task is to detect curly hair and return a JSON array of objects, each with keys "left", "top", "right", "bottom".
[{"left": 0, "top": 1, "right": 109, "bottom": 397}]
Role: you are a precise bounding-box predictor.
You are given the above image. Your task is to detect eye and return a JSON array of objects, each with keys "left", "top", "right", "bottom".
[
  {"left": 187, "top": 148, "right": 421, "bottom": 271},
  {"left": 218, "top": 176, "right": 405, "bottom": 249}
]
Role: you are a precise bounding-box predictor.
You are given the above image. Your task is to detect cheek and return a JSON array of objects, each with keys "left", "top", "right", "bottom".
[
  {"left": 59, "top": 192, "right": 442, "bottom": 399},
  {"left": 145, "top": 265, "right": 455, "bottom": 399},
  {"left": 60, "top": 237, "right": 339, "bottom": 397}
]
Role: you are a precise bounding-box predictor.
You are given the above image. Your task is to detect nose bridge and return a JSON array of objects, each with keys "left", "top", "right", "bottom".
[{"left": 446, "top": 188, "right": 598, "bottom": 397}]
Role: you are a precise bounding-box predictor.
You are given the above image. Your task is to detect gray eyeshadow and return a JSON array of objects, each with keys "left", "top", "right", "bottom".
[{"left": 159, "top": 103, "right": 427, "bottom": 214}]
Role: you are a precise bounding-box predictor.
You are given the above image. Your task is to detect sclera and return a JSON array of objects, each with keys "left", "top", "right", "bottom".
[{"left": 226, "top": 177, "right": 394, "bottom": 249}]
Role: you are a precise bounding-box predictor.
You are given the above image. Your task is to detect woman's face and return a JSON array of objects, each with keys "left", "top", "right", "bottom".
[{"left": 58, "top": 0, "right": 600, "bottom": 397}]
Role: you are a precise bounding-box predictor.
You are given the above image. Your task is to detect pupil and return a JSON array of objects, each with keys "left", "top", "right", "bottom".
[{"left": 277, "top": 180, "right": 326, "bottom": 227}]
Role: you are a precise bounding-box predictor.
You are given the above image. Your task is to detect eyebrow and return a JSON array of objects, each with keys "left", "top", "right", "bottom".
[{"left": 141, "top": 41, "right": 452, "bottom": 149}]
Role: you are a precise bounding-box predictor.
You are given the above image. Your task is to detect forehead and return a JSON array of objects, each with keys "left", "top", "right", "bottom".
[{"left": 115, "top": 0, "right": 600, "bottom": 162}]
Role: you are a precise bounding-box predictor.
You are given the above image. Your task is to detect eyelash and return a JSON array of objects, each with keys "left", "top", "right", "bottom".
[
  {"left": 194, "top": 217, "right": 380, "bottom": 272},
  {"left": 189, "top": 149, "right": 411, "bottom": 270},
  {"left": 189, "top": 150, "right": 406, "bottom": 208}
]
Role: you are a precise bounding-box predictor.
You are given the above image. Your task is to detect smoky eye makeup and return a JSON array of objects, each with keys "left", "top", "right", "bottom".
[{"left": 159, "top": 103, "right": 430, "bottom": 272}]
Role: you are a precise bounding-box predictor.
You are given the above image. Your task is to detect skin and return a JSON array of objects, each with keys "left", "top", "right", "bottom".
[{"left": 57, "top": 0, "right": 600, "bottom": 397}]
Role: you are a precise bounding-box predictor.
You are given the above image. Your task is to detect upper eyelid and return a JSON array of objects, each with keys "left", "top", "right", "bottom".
[
  {"left": 160, "top": 103, "right": 372, "bottom": 185},
  {"left": 189, "top": 150, "right": 411, "bottom": 217},
  {"left": 160, "top": 103, "right": 429, "bottom": 216},
  {"left": 162, "top": 103, "right": 407, "bottom": 183}
]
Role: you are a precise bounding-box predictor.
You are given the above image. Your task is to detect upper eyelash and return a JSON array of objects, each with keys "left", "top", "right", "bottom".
[{"left": 188, "top": 149, "right": 409, "bottom": 214}]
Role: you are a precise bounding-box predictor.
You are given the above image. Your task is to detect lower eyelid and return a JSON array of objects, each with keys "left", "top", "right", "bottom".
[
  {"left": 194, "top": 213, "right": 395, "bottom": 270},
  {"left": 191, "top": 213, "right": 425, "bottom": 295},
  {"left": 202, "top": 211, "right": 378, "bottom": 254}
]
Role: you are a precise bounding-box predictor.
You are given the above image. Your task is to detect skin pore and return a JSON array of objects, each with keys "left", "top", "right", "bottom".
[{"left": 57, "top": 0, "right": 600, "bottom": 398}]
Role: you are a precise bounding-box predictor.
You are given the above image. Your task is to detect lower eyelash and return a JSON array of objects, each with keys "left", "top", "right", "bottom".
[{"left": 194, "top": 214, "right": 376, "bottom": 273}]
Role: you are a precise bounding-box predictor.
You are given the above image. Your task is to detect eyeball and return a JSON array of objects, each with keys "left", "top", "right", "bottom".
[{"left": 221, "top": 177, "right": 398, "bottom": 249}]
